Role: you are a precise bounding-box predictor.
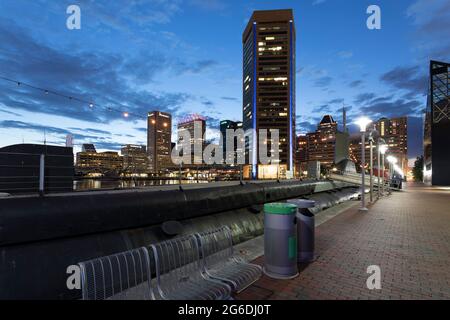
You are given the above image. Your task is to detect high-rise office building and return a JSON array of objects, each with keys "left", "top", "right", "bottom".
[
  {"left": 424, "top": 60, "right": 450, "bottom": 185},
  {"left": 177, "top": 114, "right": 206, "bottom": 165},
  {"left": 306, "top": 115, "right": 338, "bottom": 169},
  {"left": 242, "top": 9, "right": 296, "bottom": 179},
  {"left": 147, "top": 111, "right": 172, "bottom": 173},
  {"left": 373, "top": 117, "right": 408, "bottom": 175},
  {"left": 121, "top": 144, "right": 148, "bottom": 175}
]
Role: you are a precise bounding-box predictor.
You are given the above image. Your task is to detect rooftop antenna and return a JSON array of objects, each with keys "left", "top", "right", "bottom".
[{"left": 44, "top": 129, "right": 47, "bottom": 146}]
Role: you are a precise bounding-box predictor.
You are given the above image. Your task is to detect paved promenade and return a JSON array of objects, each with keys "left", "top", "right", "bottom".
[{"left": 236, "top": 183, "right": 450, "bottom": 300}]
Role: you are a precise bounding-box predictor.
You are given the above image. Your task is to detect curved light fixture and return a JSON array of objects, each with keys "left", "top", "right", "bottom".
[{"left": 355, "top": 117, "right": 372, "bottom": 133}]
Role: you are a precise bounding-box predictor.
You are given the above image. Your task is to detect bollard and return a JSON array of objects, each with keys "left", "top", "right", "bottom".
[
  {"left": 263, "top": 203, "right": 299, "bottom": 279},
  {"left": 287, "top": 199, "right": 316, "bottom": 263}
]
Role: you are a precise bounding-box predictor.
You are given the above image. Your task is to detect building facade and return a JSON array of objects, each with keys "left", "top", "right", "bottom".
[
  {"left": 306, "top": 115, "right": 338, "bottom": 169},
  {"left": 295, "top": 134, "right": 308, "bottom": 175},
  {"left": 372, "top": 117, "right": 408, "bottom": 176},
  {"left": 177, "top": 114, "right": 206, "bottom": 165},
  {"left": 242, "top": 9, "right": 296, "bottom": 179},
  {"left": 424, "top": 60, "right": 450, "bottom": 185},
  {"left": 147, "top": 111, "right": 172, "bottom": 173},
  {"left": 121, "top": 144, "right": 148, "bottom": 175},
  {"left": 76, "top": 149, "right": 123, "bottom": 176},
  {"left": 349, "top": 116, "right": 408, "bottom": 175}
]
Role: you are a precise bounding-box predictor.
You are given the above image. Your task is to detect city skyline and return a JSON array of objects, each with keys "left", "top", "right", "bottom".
[{"left": 1, "top": 0, "right": 449, "bottom": 166}]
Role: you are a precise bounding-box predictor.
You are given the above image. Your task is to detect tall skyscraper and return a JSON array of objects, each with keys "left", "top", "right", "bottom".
[
  {"left": 424, "top": 60, "right": 450, "bottom": 185},
  {"left": 177, "top": 114, "right": 206, "bottom": 165},
  {"left": 242, "top": 9, "right": 296, "bottom": 179},
  {"left": 147, "top": 111, "right": 172, "bottom": 173}
]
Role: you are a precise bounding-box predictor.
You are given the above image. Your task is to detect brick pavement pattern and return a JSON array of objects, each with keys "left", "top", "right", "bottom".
[{"left": 236, "top": 183, "right": 450, "bottom": 300}]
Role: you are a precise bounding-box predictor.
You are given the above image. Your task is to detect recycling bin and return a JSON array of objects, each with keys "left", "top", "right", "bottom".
[
  {"left": 287, "top": 199, "right": 316, "bottom": 263},
  {"left": 263, "top": 202, "right": 299, "bottom": 279}
]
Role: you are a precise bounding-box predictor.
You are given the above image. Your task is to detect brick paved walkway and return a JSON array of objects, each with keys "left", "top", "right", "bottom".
[{"left": 236, "top": 183, "right": 450, "bottom": 300}]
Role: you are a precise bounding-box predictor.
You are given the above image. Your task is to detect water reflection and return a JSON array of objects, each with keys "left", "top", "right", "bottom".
[{"left": 73, "top": 179, "right": 207, "bottom": 191}]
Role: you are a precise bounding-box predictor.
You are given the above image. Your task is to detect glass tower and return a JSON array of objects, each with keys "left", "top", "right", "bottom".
[{"left": 424, "top": 60, "right": 450, "bottom": 185}]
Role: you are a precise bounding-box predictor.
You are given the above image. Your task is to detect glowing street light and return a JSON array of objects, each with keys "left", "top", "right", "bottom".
[
  {"left": 355, "top": 117, "right": 372, "bottom": 212},
  {"left": 355, "top": 117, "right": 372, "bottom": 133}
]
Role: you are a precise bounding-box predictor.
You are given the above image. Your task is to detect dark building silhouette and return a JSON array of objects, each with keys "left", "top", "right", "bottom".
[
  {"left": 220, "top": 120, "right": 243, "bottom": 164},
  {"left": 0, "top": 144, "right": 74, "bottom": 194},
  {"left": 424, "top": 60, "right": 450, "bottom": 185},
  {"left": 242, "top": 9, "right": 296, "bottom": 179},
  {"left": 81, "top": 144, "right": 96, "bottom": 153}
]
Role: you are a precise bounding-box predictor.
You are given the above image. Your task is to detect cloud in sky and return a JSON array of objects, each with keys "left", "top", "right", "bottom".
[
  {"left": 314, "top": 76, "right": 333, "bottom": 88},
  {"left": 349, "top": 80, "right": 363, "bottom": 88},
  {"left": 337, "top": 51, "right": 353, "bottom": 59},
  {"left": 380, "top": 66, "right": 428, "bottom": 98},
  {"left": 312, "top": 0, "right": 326, "bottom": 5},
  {"left": 406, "top": 0, "right": 450, "bottom": 61},
  {"left": 0, "top": 19, "right": 199, "bottom": 125}
]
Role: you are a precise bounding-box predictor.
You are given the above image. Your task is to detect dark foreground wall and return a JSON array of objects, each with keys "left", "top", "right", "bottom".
[
  {"left": 0, "top": 144, "right": 74, "bottom": 194},
  {"left": 0, "top": 180, "right": 352, "bottom": 299}
]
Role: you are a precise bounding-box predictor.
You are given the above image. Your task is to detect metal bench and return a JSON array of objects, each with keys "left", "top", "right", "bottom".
[
  {"left": 150, "top": 234, "right": 231, "bottom": 300},
  {"left": 78, "top": 247, "right": 155, "bottom": 300},
  {"left": 196, "top": 226, "right": 262, "bottom": 293}
]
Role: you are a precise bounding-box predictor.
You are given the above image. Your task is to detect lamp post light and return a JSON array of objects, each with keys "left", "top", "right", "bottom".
[
  {"left": 379, "top": 144, "right": 387, "bottom": 196},
  {"left": 368, "top": 133, "right": 375, "bottom": 203},
  {"left": 355, "top": 117, "right": 372, "bottom": 212}
]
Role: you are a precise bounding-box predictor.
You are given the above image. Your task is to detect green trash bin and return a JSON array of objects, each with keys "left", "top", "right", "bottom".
[{"left": 263, "top": 203, "right": 299, "bottom": 279}]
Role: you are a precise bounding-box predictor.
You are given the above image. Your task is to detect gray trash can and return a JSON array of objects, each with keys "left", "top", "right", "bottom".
[
  {"left": 263, "top": 203, "right": 299, "bottom": 279},
  {"left": 287, "top": 199, "right": 316, "bottom": 263}
]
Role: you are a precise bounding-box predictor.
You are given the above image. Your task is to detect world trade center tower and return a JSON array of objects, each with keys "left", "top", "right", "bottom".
[{"left": 242, "top": 9, "right": 296, "bottom": 179}]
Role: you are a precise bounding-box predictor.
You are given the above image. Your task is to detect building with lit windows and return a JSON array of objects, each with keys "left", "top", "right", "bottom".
[
  {"left": 242, "top": 9, "right": 296, "bottom": 179},
  {"left": 295, "top": 134, "right": 308, "bottom": 175},
  {"left": 349, "top": 116, "right": 408, "bottom": 175},
  {"left": 147, "top": 111, "right": 172, "bottom": 173},
  {"left": 76, "top": 147, "right": 123, "bottom": 176},
  {"left": 424, "top": 60, "right": 450, "bottom": 185},
  {"left": 306, "top": 115, "right": 338, "bottom": 169},
  {"left": 177, "top": 114, "right": 206, "bottom": 165},
  {"left": 372, "top": 117, "right": 408, "bottom": 176},
  {"left": 121, "top": 144, "right": 148, "bottom": 175}
]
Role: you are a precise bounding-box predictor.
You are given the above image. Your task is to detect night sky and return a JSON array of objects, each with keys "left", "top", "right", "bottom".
[{"left": 0, "top": 0, "right": 449, "bottom": 165}]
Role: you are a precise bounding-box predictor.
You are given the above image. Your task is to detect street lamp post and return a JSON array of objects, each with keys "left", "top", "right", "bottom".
[
  {"left": 355, "top": 117, "right": 372, "bottom": 212},
  {"left": 379, "top": 144, "right": 387, "bottom": 196},
  {"left": 377, "top": 141, "right": 381, "bottom": 199}
]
